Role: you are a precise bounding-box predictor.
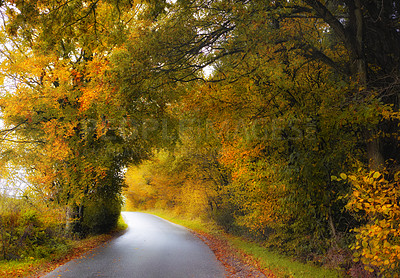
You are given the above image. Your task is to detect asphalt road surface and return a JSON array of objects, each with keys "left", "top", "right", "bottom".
[{"left": 41, "top": 212, "right": 226, "bottom": 278}]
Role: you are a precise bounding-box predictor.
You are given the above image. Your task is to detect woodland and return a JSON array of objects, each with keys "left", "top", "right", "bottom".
[{"left": 0, "top": 0, "right": 399, "bottom": 277}]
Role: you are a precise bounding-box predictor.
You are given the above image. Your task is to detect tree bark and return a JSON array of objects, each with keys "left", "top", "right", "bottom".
[
  {"left": 306, "top": 0, "right": 384, "bottom": 170},
  {"left": 353, "top": 0, "right": 367, "bottom": 85},
  {"left": 65, "top": 206, "right": 74, "bottom": 234}
]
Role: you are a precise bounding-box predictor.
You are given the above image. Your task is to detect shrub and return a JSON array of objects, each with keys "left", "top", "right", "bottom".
[
  {"left": 346, "top": 171, "right": 400, "bottom": 276},
  {"left": 0, "top": 195, "right": 68, "bottom": 261}
]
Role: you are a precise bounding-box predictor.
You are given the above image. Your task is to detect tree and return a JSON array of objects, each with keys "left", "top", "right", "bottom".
[
  {"left": 122, "top": 0, "right": 400, "bottom": 273},
  {"left": 0, "top": 0, "right": 170, "bottom": 235},
  {"left": 138, "top": 0, "right": 400, "bottom": 168},
  {"left": 1, "top": 0, "right": 399, "bottom": 274}
]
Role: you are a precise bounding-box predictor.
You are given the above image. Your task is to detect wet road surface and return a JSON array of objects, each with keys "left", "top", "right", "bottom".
[{"left": 41, "top": 212, "right": 226, "bottom": 278}]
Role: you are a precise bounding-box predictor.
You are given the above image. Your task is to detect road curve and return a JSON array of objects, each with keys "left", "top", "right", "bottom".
[{"left": 42, "top": 212, "right": 226, "bottom": 278}]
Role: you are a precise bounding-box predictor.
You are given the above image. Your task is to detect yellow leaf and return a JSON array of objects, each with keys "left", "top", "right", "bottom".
[
  {"left": 349, "top": 175, "right": 357, "bottom": 181},
  {"left": 373, "top": 171, "right": 382, "bottom": 179}
]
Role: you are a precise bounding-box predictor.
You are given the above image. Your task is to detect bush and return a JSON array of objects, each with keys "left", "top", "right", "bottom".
[
  {"left": 346, "top": 171, "right": 400, "bottom": 276},
  {"left": 81, "top": 196, "right": 122, "bottom": 235},
  {"left": 0, "top": 195, "right": 67, "bottom": 261}
]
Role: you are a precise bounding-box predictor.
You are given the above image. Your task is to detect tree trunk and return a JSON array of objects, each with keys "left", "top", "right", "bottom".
[
  {"left": 65, "top": 206, "right": 74, "bottom": 235},
  {"left": 366, "top": 131, "right": 385, "bottom": 170},
  {"left": 353, "top": 0, "right": 367, "bottom": 84},
  {"left": 306, "top": 0, "right": 385, "bottom": 169},
  {"left": 352, "top": 0, "right": 384, "bottom": 170},
  {"left": 328, "top": 209, "right": 339, "bottom": 248}
]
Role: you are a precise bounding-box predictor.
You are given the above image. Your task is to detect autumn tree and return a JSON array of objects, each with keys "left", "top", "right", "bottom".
[
  {"left": 0, "top": 0, "right": 174, "bottom": 235},
  {"left": 122, "top": 0, "right": 400, "bottom": 274},
  {"left": 135, "top": 0, "right": 400, "bottom": 168},
  {"left": 1, "top": 0, "right": 400, "bottom": 275}
]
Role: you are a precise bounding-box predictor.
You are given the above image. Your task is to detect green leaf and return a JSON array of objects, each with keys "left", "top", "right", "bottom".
[
  {"left": 372, "top": 171, "right": 381, "bottom": 179},
  {"left": 362, "top": 240, "right": 368, "bottom": 248}
]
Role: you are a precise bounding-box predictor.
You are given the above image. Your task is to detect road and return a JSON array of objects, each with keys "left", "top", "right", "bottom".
[{"left": 42, "top": 212, "right": 226, "bottom": 278}]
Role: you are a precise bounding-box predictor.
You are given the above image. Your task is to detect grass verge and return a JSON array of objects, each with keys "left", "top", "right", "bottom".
[
  {"left": 144, "top": 209, "right": 343, "bottom": 278},
  {"left": 115, "top": 214, "right": 129, "bottom": 231},
  {"left": 0, "top": 214, "right": 128, "bottom": 278},
  {"left": 229, "top": 237, "right": 342, "bottom": 278}
]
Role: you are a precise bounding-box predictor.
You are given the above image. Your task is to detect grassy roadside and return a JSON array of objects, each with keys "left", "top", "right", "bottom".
[
  {"left": 145, "top": 209, "right": 344, "bottom": 278},
  {"left": 0, "top": 215, "right": 128, "bottom": 278}
]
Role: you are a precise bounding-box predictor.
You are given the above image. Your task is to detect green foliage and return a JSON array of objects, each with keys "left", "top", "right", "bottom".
[
  {"left": 123, "top": 1, "right": 399, "bottom": 275},
  {"left": 230, "top": 238, "right": 343, "bottom": 278},
  {"left": 116, "top": 214, "right": 128, "bottom": 232},
  {"left": 81, "top": 194, "right": 122, "bottom": 235},
  {"left": 0, "top": 0, "right": 173, "bottom": 239},
  {"left": 1, "top": 1, "right": 400, "bottom": 277},
  {"left": 0, "top": 194, "right": 68, "bottom": 261}
]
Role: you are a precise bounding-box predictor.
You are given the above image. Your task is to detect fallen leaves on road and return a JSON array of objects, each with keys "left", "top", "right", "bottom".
[
  {"left": 23, "top": 233, "right": 121, "bottom": 278},
  {"left": 192, "top": 231, "right": 277, "bottom": 278}
]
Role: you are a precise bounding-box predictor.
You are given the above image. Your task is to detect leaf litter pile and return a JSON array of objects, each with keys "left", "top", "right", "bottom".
[{"left": 192, "top": 231, "right": 276, "bottom": 278}]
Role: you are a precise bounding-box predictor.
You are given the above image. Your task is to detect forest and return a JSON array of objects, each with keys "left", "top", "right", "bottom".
[{"left": 0, "top": 0, "right": 399, "bottom": 277}]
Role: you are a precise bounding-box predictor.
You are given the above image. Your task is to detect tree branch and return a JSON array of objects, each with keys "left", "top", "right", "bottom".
[{"left": 303, "top": 0, "right": 358, "bottom": 61}]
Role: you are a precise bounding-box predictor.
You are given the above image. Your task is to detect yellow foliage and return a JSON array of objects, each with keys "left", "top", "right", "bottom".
[
  {"left": 124, "top": 163, "right": 156, "bottom": 211},
  {"left": 347, "top": 171, "right": 400, "bottom": 275},
  {"left": 179, "top": 181, "right": 210, "bottom": 217}
]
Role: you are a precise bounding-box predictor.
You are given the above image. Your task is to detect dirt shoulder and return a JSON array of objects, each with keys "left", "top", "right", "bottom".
[
  {"left": 192, "top": 230, "right": 277, "bottom": 278},
  {"left": 27, "top": 231, "right": 124, "bottom": 278}
]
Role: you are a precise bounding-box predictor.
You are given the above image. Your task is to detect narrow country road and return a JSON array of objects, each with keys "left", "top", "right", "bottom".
[{"left": 41, "top": 212, "right": 226, "bottom": 278}]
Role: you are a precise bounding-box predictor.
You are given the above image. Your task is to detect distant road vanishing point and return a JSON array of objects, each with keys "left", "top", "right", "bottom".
[{"left": 41, "top": 212, "right": 226, "bottom": 278}]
